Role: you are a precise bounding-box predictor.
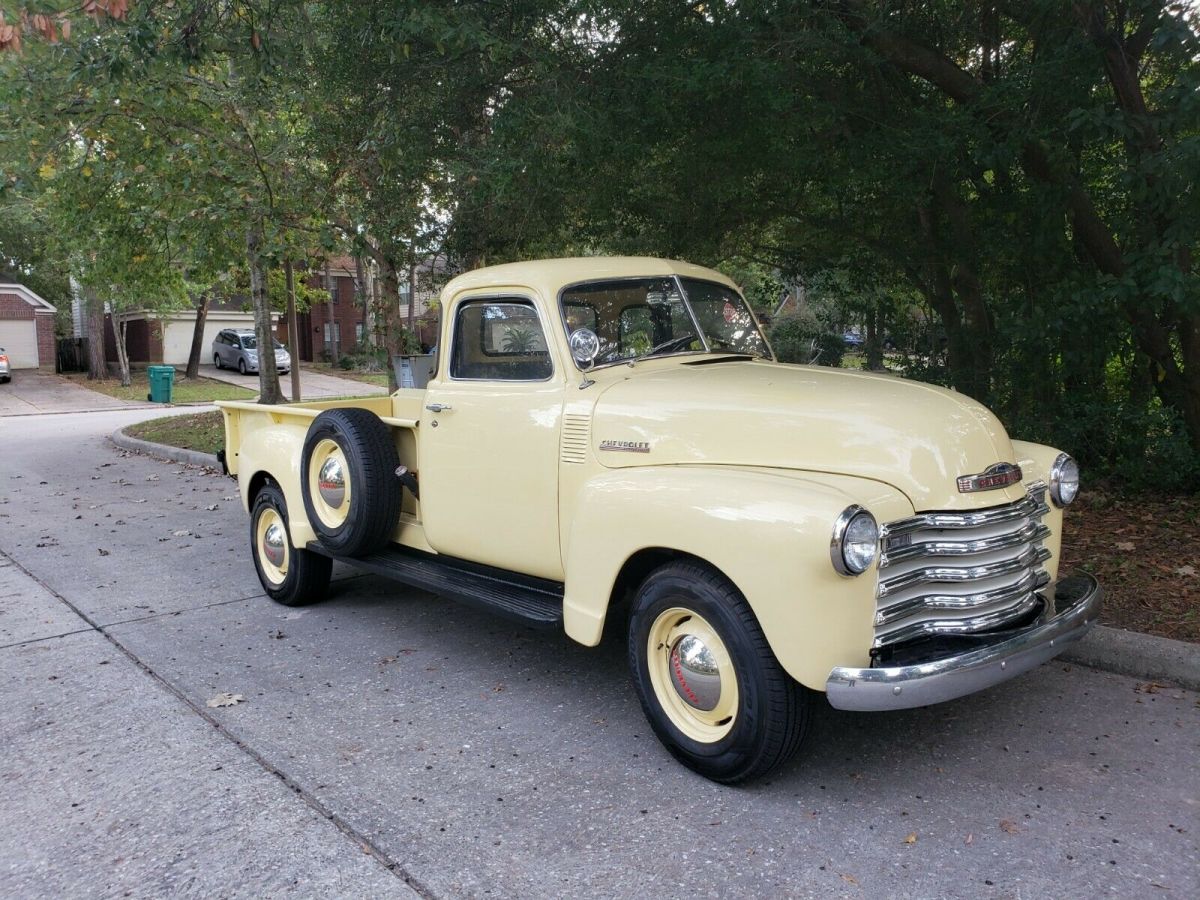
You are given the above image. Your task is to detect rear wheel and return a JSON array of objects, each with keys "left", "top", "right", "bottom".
[
  {"left": 628, "top": 561, "right": 810, "bottom": 783},
  {"left": 250, "top": 483, "right": 332, "bottom": 606},
  {"left": 213, "top": 353, "right": 223, "bottom": 370}
]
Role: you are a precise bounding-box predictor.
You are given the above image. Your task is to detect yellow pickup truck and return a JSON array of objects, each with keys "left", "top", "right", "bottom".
[{"left": 217, "top": 257, "right": 1101, "bottom": 783}]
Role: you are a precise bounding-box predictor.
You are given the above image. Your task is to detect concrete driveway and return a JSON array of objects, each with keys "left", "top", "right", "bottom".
[
  {"left": 0, "top": 370, "right": 150, "bottom": 416},
  {"left": 198, "top": 363, "right": 387, "bottom": 400},
  {"left": 1, "top": 409, "right": 1197, "bottom": 898}
]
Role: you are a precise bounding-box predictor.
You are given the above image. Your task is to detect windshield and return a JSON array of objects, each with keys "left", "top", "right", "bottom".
[
  {"left": 559, "top": 276, "right": 770, "bottom": 368},
  {"left": 241, "top": 336, "right": 284, "bottom": 351}
]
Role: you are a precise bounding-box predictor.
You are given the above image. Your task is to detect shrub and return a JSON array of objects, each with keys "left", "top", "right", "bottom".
[{"left": 768, "top": 312, "right": 844, "bottom": 367}]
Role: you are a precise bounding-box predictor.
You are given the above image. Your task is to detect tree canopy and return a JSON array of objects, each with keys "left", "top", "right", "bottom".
[{"left": 1, "top": 1, "right": 1196, "bottom": 485}]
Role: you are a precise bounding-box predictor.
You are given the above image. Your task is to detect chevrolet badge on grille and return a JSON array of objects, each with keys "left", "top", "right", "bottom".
[{"left": 956, "top": 462, "right": 1023, "bottom": 493}]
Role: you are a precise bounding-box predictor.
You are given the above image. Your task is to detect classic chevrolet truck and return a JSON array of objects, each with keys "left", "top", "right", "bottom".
[{"left": 217, "top": 257, "right": 1102, "bottom": 783}]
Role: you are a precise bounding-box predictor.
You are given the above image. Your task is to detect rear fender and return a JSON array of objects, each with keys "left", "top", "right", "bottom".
[{"left": 234, "top": 418, "right": 317, "bottom": 547}]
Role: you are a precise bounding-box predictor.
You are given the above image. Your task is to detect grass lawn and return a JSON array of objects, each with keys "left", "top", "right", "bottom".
[
  {"left": 126, "top": 410, "right": 225, "bottom": 456},
  {"left": 65, "top": 371, "right": 256, "bottom": 403},
  {"left": 303, "top": 362, "right": 391, "bottom": 388}
]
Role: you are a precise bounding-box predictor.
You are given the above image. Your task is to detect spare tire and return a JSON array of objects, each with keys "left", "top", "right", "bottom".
[{"left": 301, "top": 408, "right": 401, "bottom": 557}]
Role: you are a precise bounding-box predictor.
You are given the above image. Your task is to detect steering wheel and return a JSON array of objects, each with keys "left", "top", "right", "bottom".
[{"left": 642, "top": 333, "right": 697, "bottom": 357}]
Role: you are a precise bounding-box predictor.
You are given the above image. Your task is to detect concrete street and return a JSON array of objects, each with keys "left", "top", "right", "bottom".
[{"left": 1, "top": 407, "right": 1197, "bottom": 898}]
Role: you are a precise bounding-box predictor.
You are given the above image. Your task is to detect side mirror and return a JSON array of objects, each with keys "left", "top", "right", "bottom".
[{"left": 569, "top": 328, "right": 600, "bottom": 370}]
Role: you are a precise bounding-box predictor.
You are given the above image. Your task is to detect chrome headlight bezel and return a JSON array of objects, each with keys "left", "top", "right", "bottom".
[
  {"left": 1049, "top": 452, "right": 1080, "bottom": 507},
  {"left": 830, "top": 505, "right": 879, "bottom": 577}
]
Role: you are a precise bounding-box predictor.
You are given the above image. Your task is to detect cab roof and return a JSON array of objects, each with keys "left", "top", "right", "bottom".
[{"left": 441, "top": 257, "right": 740, "bottom": 302}]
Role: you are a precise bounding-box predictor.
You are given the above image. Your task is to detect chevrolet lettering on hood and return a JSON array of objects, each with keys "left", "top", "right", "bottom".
[{"left": 599, "top": 439, "right": 650, "bottom": 453}]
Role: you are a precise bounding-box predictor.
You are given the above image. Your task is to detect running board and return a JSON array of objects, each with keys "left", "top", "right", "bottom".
[{"left": 308, "top": 543, "right": 564, "bottom": 629}]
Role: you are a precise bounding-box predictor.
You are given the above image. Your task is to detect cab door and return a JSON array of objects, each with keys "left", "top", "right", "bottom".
[{"left": 418, "top": 293, "right": 565, "bottom": 581}]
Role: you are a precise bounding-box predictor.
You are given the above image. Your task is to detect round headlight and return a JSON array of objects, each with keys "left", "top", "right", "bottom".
[
  {"left": 831, "top": 506, "right": 879, "bottom": 576},
  {"left": 1049, "top": 453, "right": 1080, "bottom": 507}
]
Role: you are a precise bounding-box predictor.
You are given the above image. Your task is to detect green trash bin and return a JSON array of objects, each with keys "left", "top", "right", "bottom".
[{"left": 147, "top": 365, "right": 176, "bottom": 403}]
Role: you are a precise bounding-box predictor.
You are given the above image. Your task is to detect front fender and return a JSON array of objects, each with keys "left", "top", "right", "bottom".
[
  {"left": 1011, "top": 440, "right": 1067, "bottom": 581},
  {"left": 561, "top": 466, "right": 914, "bottom": 690}
]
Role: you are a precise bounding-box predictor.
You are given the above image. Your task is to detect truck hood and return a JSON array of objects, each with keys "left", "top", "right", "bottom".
[{"left": 590, "top": 359, "right": 1027, "bottom": 511}]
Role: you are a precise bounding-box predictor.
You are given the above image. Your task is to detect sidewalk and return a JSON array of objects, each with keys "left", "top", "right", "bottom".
[
  {"left": 0, "top": 371, "right": 151, "bottom": 416},
  {"left": 198, "top": 364, "right": 387, "bottom": 400}
]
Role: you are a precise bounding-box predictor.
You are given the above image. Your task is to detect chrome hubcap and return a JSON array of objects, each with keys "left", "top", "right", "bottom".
[
  {"left": 669, "top": 634, "right": 722, "bottom": 711},
  {"left": 263, "top": 522, "right": 286, "bottom": 567},
  {"left": 647, "top": 607, "right": 739, "bottom": 743},
  {"left": 317, "top": 457, "right": 346, "bottom": 508}
]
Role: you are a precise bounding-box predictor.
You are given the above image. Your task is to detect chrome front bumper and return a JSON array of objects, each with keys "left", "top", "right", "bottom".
[{"left": 825, "top": 573, "right": 1102, "bottom": 712}]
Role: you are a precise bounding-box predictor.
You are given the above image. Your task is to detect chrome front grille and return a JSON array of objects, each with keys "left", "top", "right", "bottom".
[{"left": 874, "top": 485, "right": 1051, "bottom": 649}]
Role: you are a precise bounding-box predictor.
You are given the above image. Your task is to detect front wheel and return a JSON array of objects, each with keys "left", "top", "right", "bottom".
[
  {"left": 628, "top": 561, "right": 810, "bottom": 783},
  {"left": 213, "top": 353, "right": 223, "bottom": 370},
  {"left": 250, "top": 483, "right": 332, "bottom": 606}
]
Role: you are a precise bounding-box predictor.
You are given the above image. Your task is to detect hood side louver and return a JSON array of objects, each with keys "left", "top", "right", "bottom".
[{"left": 561, "top": 414, "right": 590, "bottom": 464}]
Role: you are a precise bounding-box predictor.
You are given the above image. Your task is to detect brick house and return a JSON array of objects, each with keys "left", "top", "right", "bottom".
[
  {"left": 98, "top": 297, "right": 272, "bottom": 368},
  {"left": 0, "top": 282, "right": 57, "bottom": 371},
  {"left": 281, "top": 255, "right": 445, "bottom": 362}
]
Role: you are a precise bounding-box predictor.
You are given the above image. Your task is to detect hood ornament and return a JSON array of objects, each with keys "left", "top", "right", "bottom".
[{"left": 957, "top": 462, "right": 1023, "bottom": 493}]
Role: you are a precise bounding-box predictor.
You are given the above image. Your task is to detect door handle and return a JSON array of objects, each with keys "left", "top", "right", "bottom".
[{"left": 425, "top": 402, "right": 452, "bottom": 413}]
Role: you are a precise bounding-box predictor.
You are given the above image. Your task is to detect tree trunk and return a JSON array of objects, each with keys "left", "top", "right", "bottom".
[
  {"left": 113, "top": 315, "right": 132, "bottom": 388},
  {"left": 247, "top": 226, "right": 284, "bottom": 405},
  {"left": 407, "top": 252, "right": 417, "bottom": 334},
  {"left": 379, "top": 262, "right": 405, "bottom": 391},
  {"left": 185, "top": 292, "right": 209, "bottom": 380},
  {"left": 285, "top": 259, "right": 301, "bottom": 403},
  {"left": 86, "top": 289, "right": 107, "bottom": 380},
  {"left": 865, "top": 304, "right": 883, "bottom": 371},
  {"left": 354, "top": 255, "right": 367, "bottom": 349}
]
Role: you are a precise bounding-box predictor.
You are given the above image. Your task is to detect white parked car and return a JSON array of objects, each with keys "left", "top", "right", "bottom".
[{"left": 213, "top": 329, "right": 290, "bottom": 375}]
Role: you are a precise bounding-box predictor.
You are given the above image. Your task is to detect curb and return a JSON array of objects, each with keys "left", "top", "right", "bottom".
[
  {"left": 102, "top": 426, "right": 1200, "bottom": 694},
  {"left": 110, "top": 427, "right": 220, "bottom": 469},
  {"left": 1061, "top": 624, "right": 1200, "bottom": 692}
]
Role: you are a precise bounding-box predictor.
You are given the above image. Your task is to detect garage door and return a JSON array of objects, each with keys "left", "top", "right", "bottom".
[{"left": 0, "top": 320, "right": 38, "bottom": 368}]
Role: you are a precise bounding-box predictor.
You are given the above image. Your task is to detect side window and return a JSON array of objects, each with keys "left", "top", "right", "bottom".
[{"left": 450, "top": 299, "right": 552, "bottom": 381}]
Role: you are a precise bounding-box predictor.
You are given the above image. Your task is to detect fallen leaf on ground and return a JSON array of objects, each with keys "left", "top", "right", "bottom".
[
  {"left": 840, "top": 873, "right": 859, "bottom": 886},
  {"left": 1115, "top": 541, "right": 1135, "bottom": 551},
  {"left": 172, "top": 529, "right": 191, "bottom": 537},
  {"left": 1176, "top": 565, "right": 1196, "bottom": 577},
  {"left": 206, "top": 693, "right": 244, "bottom": 708},
  {"left": 1135, "top": 681, "right": 1167, "bottom": 694},
  {"left": 205, "top": 504, "right": 218, "bottom": 511},
  {"left": 999, "top": 820, "right": 1020, "bottom": 834},
  {"left": 903, "top": 832, "right": 917, "bottom": 844},
  {"left": 965, "top": 832, "right": 973, "bottom": 845},
  {"left": 97, "top": 548, "right": 109, "bottom": 556}
]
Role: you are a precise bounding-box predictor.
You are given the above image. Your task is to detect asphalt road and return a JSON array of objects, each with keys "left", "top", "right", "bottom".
[{"left": 1, "top": 409, "right": 1197, "bottom": 898}]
